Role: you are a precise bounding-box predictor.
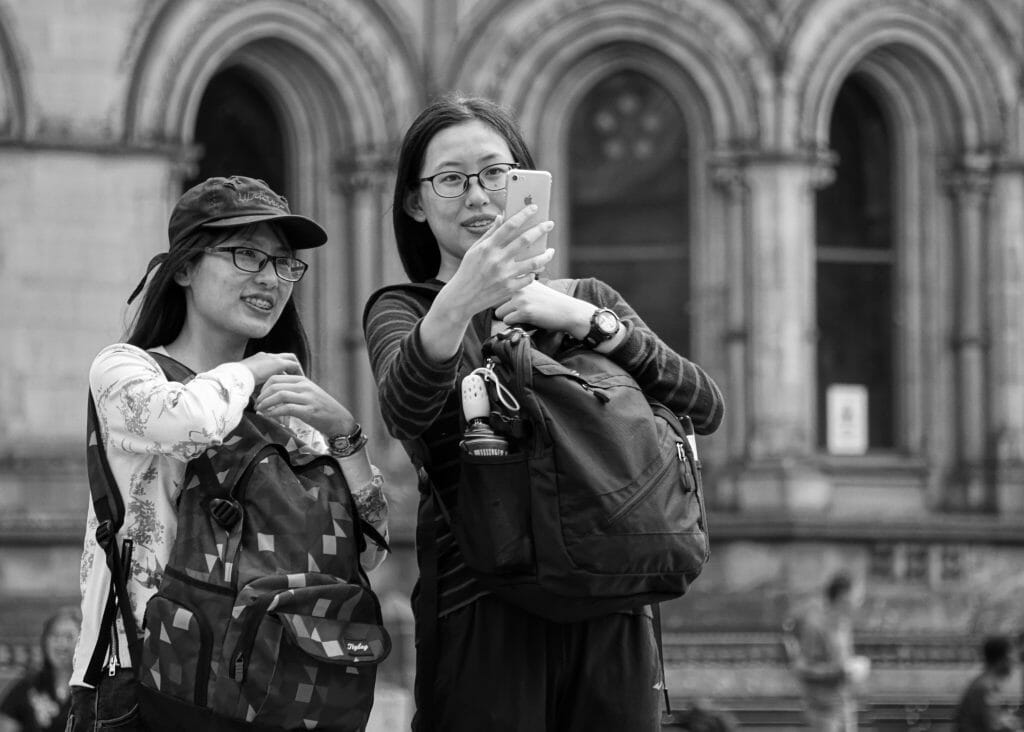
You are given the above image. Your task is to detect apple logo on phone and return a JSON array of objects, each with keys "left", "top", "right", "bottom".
[{"left": 524, "top": 194, "right": 533, "bottom": 206}]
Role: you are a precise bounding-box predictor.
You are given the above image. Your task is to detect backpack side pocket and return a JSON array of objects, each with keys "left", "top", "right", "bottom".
[
  {"left": 140, "top": 592, "right": 216, "bottom": 707},
  {"left": 456, "top": 451, "right": 534, "bottom": 575}
]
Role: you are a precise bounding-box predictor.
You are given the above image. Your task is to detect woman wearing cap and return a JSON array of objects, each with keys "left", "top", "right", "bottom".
[{"left": 69, "top": 176, "right": 388, "bottom": 730}]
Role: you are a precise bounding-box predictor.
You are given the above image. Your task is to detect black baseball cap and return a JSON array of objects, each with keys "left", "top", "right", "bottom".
[
  {"left": 126, "top": 176, "right": 327, "bottom": 304},
  {"left": 168, "top": 175, "right": 327, "bottom": 249}
]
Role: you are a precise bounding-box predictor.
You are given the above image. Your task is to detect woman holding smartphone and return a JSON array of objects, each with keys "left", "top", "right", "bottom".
[{"left": 363, "top": 95, "right": 724, "bottom": 731}]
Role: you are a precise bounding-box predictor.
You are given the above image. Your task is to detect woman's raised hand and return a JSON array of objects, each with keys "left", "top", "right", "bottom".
[
  {"left": 253, "top": 374, "right": 357, "bottom": 437},
  {"left": 493, "top": 279, "right": 594, "bottom": 335},
  {"left": 443, "top": 204, "right": 555, "bottom": 319},
  {"left": 240, "top": 352, "right": 304, "bottom": 386}
]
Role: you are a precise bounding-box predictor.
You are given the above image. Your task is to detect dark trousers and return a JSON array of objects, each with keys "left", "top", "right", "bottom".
[
  {"left": 413, "top": 595, "right": 661, "bottom": 732},
  {"left": 66, "top": 669, "right": 146, "bottom": 731}
]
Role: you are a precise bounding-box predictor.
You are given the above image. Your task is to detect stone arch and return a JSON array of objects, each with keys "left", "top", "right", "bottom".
[
  {"left": 789, "top": 0, "right": 1012, "bottom": 153},
  {"left": 510, "top": 42, "right": 724, "bottom": 279},
  {"left": 451, "top": 0, "right": 766, "bottom": 153},
  {"left": 123, "top": 0, "right": 418, "bottom": 154},
  {"left": 0, "top": 5, "right": 26, "bottom": 139},
  {"left": 444, "top": 0, "right": 767, "bottom": 267}
]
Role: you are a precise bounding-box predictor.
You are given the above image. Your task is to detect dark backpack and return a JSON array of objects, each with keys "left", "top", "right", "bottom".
[
  {"left": 363, "top": 280, "right": 709, "bottom": 623},
  {"left": 85, "top": 351, "right": 390, "bottom": 732}
]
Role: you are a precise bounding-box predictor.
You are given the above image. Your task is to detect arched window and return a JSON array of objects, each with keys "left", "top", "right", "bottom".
[
  {"left": 185, "top": 67, "right": 286, "bottom": 194},
  {"left": 816, "top": 76, "right": 896, "bottom": 450},
  {"left": 568, "top": 70, "right": 690, "bottom": 353}
]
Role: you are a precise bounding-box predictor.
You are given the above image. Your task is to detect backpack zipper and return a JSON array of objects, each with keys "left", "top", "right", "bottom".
[
  {"left": 575, "top": 378, "right": 610, "bottom": 403},
  {"left": 153, "top": 574, "right": 223, "bottom": 706},
  {"left": 229, "top": 591, "right": 280, "bottom": 683},
  {"left": 604, "top": 451, "right": 677, "bottom": 527},
  {"left": 108, "top": 538, "right": 134, "bottom": 676}
]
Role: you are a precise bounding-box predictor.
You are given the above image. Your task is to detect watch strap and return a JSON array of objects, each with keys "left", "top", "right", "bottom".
[
  {"left": 328, "top": 423, "right": 367, "bottom": 458},
  {"left": 582, "top": 308, "right": 620, "bottom": 349}
]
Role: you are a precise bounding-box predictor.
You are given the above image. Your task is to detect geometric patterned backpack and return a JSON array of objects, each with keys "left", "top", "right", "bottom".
[{"left": 86, "top": 351, "right": 390, "bottom": 731}]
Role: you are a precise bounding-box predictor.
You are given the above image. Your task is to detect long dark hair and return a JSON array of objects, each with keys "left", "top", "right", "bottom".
[
  {"left": 392, "top": 94, "right": 536, "bottom": 282},
  {"left": 125, "top": 224, "right": 312, "bottom": 371}
]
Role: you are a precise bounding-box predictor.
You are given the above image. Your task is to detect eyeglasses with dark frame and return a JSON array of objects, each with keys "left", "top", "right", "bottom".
[
  {"left": 419, "top": 162, "right": 520, "bottom": 198},
  {"left": 205, "top": 246, "right": 309, "bottom": 282}
]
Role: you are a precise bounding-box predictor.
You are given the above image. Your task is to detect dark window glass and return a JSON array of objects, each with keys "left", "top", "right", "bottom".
[
  {"left": 568, "top": 70, "right": 690, "bottom": 353},
  {"left": 185, "top": 67, "right": 286, "bottom": 195},
  {"left": 816, "top": 76, "right": 895, "bottom": 449}
]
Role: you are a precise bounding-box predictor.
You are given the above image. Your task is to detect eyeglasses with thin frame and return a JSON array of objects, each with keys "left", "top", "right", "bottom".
[
  {"left": 419, "top": 162, "right": 520, "bottom": 198},
  {"left": 205, "top": 246, "right": 309, "bottom": 282}
]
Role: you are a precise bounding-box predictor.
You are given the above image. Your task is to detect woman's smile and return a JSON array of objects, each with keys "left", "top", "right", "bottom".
[
  {"left": 461, "top": 214, "right": 496, "bottom": 234},
  {"left": 241, "top": 293, "right": 276, "bottom": 312}
]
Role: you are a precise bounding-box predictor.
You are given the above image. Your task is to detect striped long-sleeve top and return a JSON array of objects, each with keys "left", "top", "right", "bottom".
[{"left": 364, "top": 276, "right": 725, "bottom": 616}]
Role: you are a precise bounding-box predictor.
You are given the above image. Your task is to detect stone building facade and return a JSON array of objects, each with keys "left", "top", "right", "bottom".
[{"left": 3, "top": 0, "right": 1024, "bottom": 724}]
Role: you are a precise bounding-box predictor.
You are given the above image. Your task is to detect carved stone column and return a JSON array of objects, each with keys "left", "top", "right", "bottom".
[
  {"left": 710, "top": 161, "right": 750, "bottom": 510},
  {"left": 946, "top": 157, "right": 993, "bottom": 510},
  {"left": 982, "top": 157, "right": 1024, "bottom": 512},
  {"left": 732, "top": 149, "right": 836, "bottom": 513},
  {"left": 332, "top": 150, "right": 395, "bottom": 441}
]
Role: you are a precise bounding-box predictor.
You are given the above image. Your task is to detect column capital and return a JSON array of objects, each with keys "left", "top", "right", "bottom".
[
  {"left": 722, "top": 147, "right": 837, "bottom": 191},
  {"left": 709, "top": 160, "right": 749, "bottom": 197},
  {"left": 947, "top": 152, "right": 994, "bottom": 201},
  {"left": 333, "top": 147, "right": 395, "bottom": 195}
]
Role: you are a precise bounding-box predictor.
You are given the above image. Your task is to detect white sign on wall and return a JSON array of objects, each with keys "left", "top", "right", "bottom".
[{"left": 826, "top": 384, "right": 868, "bottom": 455}]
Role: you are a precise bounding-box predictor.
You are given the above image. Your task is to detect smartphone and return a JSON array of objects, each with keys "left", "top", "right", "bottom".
[{"left": 504, "top": 169, "right": 552, "bottom": 261}]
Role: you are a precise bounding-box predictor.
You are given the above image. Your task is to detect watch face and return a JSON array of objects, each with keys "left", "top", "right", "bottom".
[{"left": 595, "top": 310, "right": 618, "bottom": 335}]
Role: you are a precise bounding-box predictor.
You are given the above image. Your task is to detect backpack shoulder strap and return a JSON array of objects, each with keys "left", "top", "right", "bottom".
[
  {"left": 361, "top": 281, "right": 444, "bottom": 334},
  {"left": 362, "top": 282, "right": 447, "bottom": 471},
  {"left": 84, "top": 349, "right": 197, "bottom": 684},
  {"left": 87, "top": 394, "right": 124, "bottom": 537},
  {"left": 88, "top": 350, "right": 191, "bottom": 535},
  {"left": 362, "top": 280, "right": 491, "bottom": 363},
  {"left": 84, "top": 389, "right": 141, "bottom": 682},
  {"left": 147, "top": 350, "right": 196, "bottom": 383}
]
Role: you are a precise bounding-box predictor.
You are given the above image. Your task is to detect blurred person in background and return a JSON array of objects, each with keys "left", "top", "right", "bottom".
[
  {"left": 954, "top": 635, "right": 1022, "bottom": 732},
  {"left": 0, "top": 606, "right": 81, "bottom": 732},
  {"left": 783, "top": 570, "right": 870, "bottom": 732}
]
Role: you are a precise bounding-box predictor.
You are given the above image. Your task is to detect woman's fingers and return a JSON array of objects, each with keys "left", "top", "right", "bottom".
[
  {"left": 254, "top": 380, "right": 310, "bottom": 412},
  {"left": 511, "top": 246, "right": 555, "bottom": 279},
  {"left": 255, "top": 379, "right": 354, "bottom": 436},
  {"left": 493, "top": 205, "right": 537, "bottom": 247},
  {"left": 491, "top": 205, "right": 554, "bottom": 251},
  {"left": 512, "top": 221, "right": 555, "bottom": 260}
]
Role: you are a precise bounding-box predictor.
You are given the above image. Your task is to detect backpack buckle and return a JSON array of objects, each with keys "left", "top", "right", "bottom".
[
  {"left": 95, "top": 519, "right": 115, "bottom": 549},
  {"left": 209, "top": 498, "right": 242, "bottom": 528},
  {"left": 415, "top": 467, "right": 432, "bottom": 496}
]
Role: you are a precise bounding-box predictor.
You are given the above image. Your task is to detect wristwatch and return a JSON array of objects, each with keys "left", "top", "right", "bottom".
[
  {"left": 582, "top": 307, "right": 621, "bottom": 349},
  {"left": 327, "top": 424, "right": 367, "bottom": 458}
]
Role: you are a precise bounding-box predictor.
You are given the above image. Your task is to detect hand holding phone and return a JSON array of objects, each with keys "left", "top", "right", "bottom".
[{"left": 503, "top": 169, "right": 552, "bottom": 261}]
